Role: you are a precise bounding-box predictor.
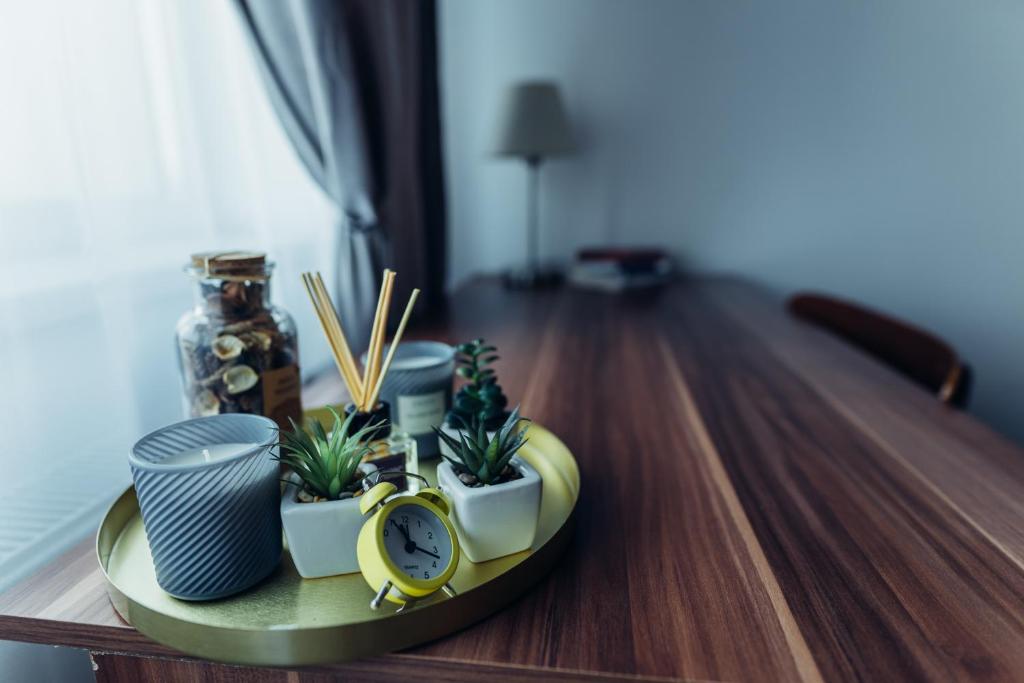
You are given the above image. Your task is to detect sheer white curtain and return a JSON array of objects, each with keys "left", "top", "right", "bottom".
[{"left": 0, "top": 0, "right": 336, "bottom": 592}]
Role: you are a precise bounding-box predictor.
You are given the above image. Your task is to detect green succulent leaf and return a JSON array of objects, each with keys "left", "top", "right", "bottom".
[
  {"left": 275, "top": 407, "right": 384, "bottom": 501},
  {"left": 434, "top": 425, "right": 464, "bottom": 452},
  {"left": 454, "top": 395, "right": 483, "bottom": 413},
  {"left": 437, "top": 405, "right": 528, "bottom": 486},
  {"left": 461, "top": 429, "right": 485, "bottom": 472},
  {"left": 446, "top": 337, "right": 513, "bottom": 432}
]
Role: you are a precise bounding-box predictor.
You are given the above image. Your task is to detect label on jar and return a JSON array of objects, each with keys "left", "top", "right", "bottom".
[
  {"left": 396, "top": 391, "right": 446, "bottom": 435},
  {"left": 261, "top": 364, "right": 302, "bottom": 430}
]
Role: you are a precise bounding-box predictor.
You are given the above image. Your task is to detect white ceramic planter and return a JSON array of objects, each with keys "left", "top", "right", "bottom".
[
  {"left": 437, "top": 423, "right": 496, "bottom": 460},
  {"left": 280, "top": 465, "right": 376, "bottom": 578},
  {"left": 436, "top": 456, "right": 542, "bottom": 563}
]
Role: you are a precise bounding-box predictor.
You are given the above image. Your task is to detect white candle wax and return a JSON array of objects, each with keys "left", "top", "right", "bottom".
[
  {"left": 160, "top": 442, "right": 256, "bottom": 467},
  {"left": 390, "top": 355, "right": 441, "bottom": 371}
]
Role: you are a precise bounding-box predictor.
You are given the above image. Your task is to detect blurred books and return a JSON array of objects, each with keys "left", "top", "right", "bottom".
[{"left": 567, "top": 247, "right": 674, "bottom": 292}]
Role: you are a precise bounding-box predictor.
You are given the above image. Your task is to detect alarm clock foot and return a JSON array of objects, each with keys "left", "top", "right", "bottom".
[
  {"left": 396, "top": 599, "right": 417, "bottom": 613},
  {"left": 370, "top": 580, "right": 393, "bottom": 610},
  {"left": 442, "top": 582, "right": 457, "bottom": 598}
]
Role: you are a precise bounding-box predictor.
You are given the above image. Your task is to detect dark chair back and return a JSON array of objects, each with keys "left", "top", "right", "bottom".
[{"left": 787, "top": 292, "right": 971, "bottom": 407}]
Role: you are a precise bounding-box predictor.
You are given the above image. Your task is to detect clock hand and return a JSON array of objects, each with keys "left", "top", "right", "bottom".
[
  {"left": 391, "top": 519, "right": 410, "bottom": 541},
  {"left": 413, "top": 545, "right": 440, "bottom": 559},
  {"left": 391, "top": 520, "right": 417, "bottom": 554},
  {"left": 402, "top": 523, "right": 421, "bottom": 554}
]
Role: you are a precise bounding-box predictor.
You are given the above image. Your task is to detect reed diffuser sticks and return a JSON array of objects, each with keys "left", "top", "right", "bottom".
[
  {"left": 362, "top": 270, "right": 396, "bottom": 408},
  {"left": 301, "top": 269, "right": 420, "bottom": 412},
  {"left": 301, "top": 273, "right": 363, "bottom": 400},
  {"left": 365, "top": 288, "right": 420, "bottom": 410}
]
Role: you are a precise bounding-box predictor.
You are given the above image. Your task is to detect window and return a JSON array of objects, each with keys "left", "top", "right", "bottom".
[{"left": 0, "top": 0, "right": 336, "bottom": 590}]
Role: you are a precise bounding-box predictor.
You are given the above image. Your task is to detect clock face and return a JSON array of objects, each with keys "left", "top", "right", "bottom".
[{"left": 382, "top": 503, "right": 453, "bottom": 581}]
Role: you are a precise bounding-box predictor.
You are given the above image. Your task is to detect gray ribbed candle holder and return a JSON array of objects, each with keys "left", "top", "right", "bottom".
[
  {"left": 128, "top": 414, "right": 282, "bottom": 601},
  {"left": 367, "top": 341, "right": 454, "bottom": 458}
]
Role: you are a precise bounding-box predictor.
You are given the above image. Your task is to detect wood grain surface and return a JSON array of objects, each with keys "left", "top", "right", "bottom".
[{"left": 3, "top": 276, "right": 1024, "bottom": 682}]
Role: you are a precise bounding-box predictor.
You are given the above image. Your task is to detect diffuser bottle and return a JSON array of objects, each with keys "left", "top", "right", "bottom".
[{"left": 345, "top": 401, "right": 418, "bottom": 491}]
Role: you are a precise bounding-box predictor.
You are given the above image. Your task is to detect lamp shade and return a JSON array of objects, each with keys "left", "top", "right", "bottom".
[{"left": 492, "top": 81, "right": 576, "bottom": 158}]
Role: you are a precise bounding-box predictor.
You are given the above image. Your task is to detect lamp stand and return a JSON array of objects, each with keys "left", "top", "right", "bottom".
[{"left": 504, "top": 156, "right": 562, "bottom": 289}]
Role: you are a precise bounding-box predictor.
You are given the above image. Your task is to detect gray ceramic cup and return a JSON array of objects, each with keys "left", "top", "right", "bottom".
[
  {"left": 128, "top": 414, "right": 282, "bottom": 601},
  {"left": 368, "top": 341, "right": 454, "bottom": 458}
]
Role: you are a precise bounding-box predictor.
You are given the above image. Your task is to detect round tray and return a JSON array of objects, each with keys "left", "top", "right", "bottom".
[{"left": 96, "top": 424, "right": 580, "bottom": 666}]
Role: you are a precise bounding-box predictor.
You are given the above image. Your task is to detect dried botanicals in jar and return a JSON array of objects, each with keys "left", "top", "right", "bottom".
[{"left": 175, "top": 251, "right": 302, "bottom": 429}]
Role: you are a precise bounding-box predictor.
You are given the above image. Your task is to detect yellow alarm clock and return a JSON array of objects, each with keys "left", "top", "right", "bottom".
[{"left": 357, "top": 472, "right": 459, "bottom": 611}]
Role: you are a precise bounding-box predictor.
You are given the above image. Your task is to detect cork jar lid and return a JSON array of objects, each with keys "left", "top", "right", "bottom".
[{"left": 189, "top": 251, "right": 270, "bottom": 280}]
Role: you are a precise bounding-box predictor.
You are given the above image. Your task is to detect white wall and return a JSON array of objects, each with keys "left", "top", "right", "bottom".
[{"left": 440, "top": 0, "right": 1024, "bottom": 444}]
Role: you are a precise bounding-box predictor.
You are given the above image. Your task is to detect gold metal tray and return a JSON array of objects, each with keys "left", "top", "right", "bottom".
[{"left": 96, "top": 424, "right": 579, "bottom": 666}]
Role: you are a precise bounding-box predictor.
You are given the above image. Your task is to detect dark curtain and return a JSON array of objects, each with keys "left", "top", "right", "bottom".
[{"left": 234, "top": 0, "right": 446, "bottom": 350}]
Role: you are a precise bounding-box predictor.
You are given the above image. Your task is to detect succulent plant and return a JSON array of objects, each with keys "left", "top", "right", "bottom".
[
  {"left": 446, "top": 338, "right": 510, "bottom": 431},
  {"left": 434, "top": 407, "right": 529, "bottom": 486},
  {"left": 277, "top": 407, "right": 382, "bottom": 501}
]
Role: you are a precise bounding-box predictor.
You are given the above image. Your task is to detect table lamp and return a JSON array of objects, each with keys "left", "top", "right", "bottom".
[{"left": 492, "top": 81, "right": 576, "bottom": 287}]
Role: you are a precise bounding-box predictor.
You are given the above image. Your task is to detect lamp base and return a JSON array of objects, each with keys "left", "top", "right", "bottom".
[{"left": 502, "top": 266, "right": 563, "bottom": 290}]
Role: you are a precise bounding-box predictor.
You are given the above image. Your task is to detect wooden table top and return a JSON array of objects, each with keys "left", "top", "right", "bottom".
[{"left": 4, "top": 276, "right": 1024, "bottom": 682}]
